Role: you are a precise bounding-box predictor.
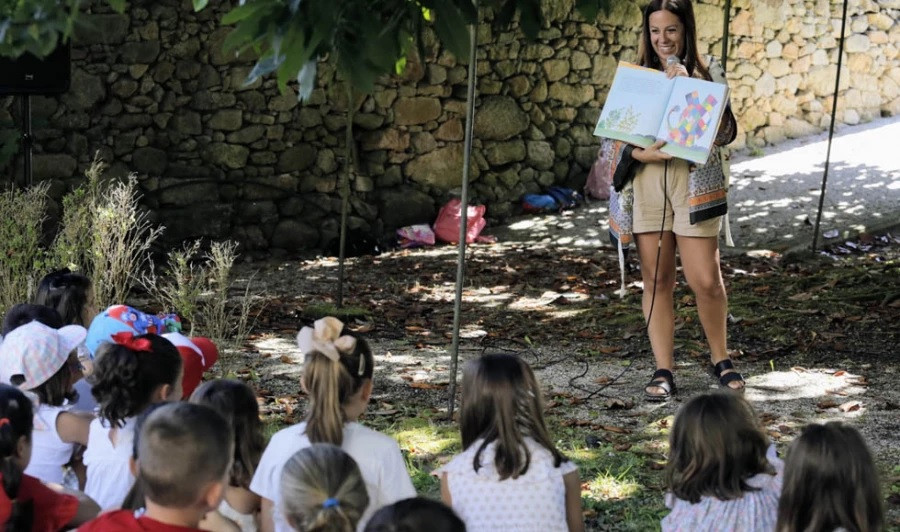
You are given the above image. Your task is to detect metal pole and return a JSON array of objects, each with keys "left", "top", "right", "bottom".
[
  {"left": 23, "top": 94, "right": 33, "bottom": 187},
  {"left": 447, "top": 10, "right": 478, "bottom": 419},
  {"left": 337, "top": 82, "right": 354, "bottom": 308},
  {"left": 720, "top": 0, "right": 731, "bottom": 72},
  {"left": 811, "top": 0, "right": 848, "bottom": 252}
]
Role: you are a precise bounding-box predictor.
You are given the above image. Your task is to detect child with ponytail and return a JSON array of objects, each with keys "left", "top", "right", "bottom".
[
  {"left": 250, "top": 317, "right": 415, "bottom": 532},
  {"left": 83, "top": 332, "right": 183, "bottom": 510},
  {"left": 279, "top": 444, "right": 369, "bottom": 532},
  {"left": 0, "top": 383, "right": 99, "bottom": 530}
]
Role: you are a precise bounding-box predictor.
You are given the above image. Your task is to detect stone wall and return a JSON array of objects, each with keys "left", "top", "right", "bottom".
[{"left": 0, "top": 0, "right": 896, "bottom": 253}]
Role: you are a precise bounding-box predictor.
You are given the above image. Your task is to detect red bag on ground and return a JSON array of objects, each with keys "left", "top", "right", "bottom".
[{"left": 434, "top": 198, "right": 487, "bottom": 244}]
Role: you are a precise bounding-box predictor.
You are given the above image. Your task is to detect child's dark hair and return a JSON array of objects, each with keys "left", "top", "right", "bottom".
[
  {"left": 776, "top": 422, "right": 884, "bottom": 532},
  {"left": 89, "top": 334, "right": 182, "bottom": 428},
  {"left": 137, "top": 402, "right": 233, "bottom": 508},
  {"left": 364, "top": 497, "right": 466, "bottom": 532},
  {"left": 298, "top": 319, "right": 374, "bottom": 446},
  {"left": 666, "top": 392, "right": 774, "bottom": 504},
  {"left": 0, "top": 384, "right": 34, "bottom": 531},
  {"left": 280, "top": 443, "right": 369, "bottom": 532},
  {"left": 190, "top": 379, "right": 265, "bottom": 489},
  {"left": 1, "top": 303, "right": 63, "bottom": 336},
  {"left": 24, "top": 352, "right": 80, "bottom": 407},
  {"left": 34, "top": 269, "right": 93, "bottom": 326},
  {"left": 460, "top": 354, "right": 567, "bottom": 480}
]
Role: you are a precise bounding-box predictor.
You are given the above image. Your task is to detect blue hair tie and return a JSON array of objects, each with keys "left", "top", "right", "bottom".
[{"left": 323, "top": 498, "right": 339, "bottom": 509}]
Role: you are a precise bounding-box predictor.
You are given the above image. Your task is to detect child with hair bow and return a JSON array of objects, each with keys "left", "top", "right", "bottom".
[{"left": 250, "top": 317, "right": 415, "bottom": 532}]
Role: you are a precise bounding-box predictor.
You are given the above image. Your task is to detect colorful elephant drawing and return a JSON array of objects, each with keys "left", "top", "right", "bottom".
[{"left": 666, "top": 91, "right": 718, "bottom": 147}]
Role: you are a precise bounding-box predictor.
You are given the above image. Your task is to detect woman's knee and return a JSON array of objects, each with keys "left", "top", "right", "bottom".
[
  {"left": 691, "top": 275, "right": 725, "bottom": 299},
  {"left": 643, "top": 269, "right": 676, "bottom": 292}
]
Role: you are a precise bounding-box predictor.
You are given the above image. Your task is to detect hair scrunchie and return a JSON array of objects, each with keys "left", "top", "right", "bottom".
[
  {"left": 110, "top": 331, "right": 153, "bottom": 352},
  {"left": 296, "top": 317, "right": 361, "bottom": 373},
  {"left": 322, "top": 497, "right": 339, "bottom": 509}
]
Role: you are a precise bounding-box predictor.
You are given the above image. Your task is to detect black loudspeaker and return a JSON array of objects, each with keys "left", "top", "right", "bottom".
[{"left": 0, "top": 42, "right": 71, "bottom": 95}]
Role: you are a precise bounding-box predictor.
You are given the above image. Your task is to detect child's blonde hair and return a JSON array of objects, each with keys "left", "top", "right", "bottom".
[
  {"left": 460, "top": 353, "right": 567, "bottom": 479},
  {"left": 279, "top": 444, "right": 369, "bottom": 532},
  {"left": 776, "top": 422, "right": 883, "bottom": 532},
  {"left": 297, "top": 318, "right": 373, "bottom": 445},
  {"left": 666, "top": 392, "right": 774, "bottom": 503}
]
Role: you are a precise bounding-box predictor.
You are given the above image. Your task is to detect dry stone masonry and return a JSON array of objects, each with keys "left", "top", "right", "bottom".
[{"left": 0, "top": 0, "right": 896, "bottom": 253}]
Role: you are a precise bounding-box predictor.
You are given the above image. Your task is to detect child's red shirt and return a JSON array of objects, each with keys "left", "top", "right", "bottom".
[{"left": 78, "top": 510, "right": 201, "bottom": 531}]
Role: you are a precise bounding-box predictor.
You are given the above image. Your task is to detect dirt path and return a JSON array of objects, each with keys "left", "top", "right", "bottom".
[{"left": 223, "top": 231, "right": 900, "bottom": 530}]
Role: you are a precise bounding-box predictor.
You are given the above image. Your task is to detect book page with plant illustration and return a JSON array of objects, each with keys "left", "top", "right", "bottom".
[
  {"left": 655, "top": 76, "right": 729, "bottom": 164},
  {"left": 593, "top": 62, "right": 672, "bottom": 148}
]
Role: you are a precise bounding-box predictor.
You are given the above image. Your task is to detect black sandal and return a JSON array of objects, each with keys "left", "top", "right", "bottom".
[
  {"left": 712, "top": 359, "right": 745, "bottom": 392},
  {"left": 644, "top": 369, "right": 677, "bottom": 402}
]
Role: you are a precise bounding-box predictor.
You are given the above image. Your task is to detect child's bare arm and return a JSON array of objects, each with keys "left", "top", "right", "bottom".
[
  {"left": 259, "top": 497, "right": 276, "bottom": 532},
  {"left": 56, "top": 411, "right": 93, "bottom": 446},
  {"left": 563, "top": 470, "right": 585, "bottom": 532}
]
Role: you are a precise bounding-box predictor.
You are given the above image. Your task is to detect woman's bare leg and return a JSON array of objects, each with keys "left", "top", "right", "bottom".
[
  {"left": 635, "top": 231, "right": 677, "bottom": 395},
  {"left": 676, "top": 235, "right": 741, "bottom": 388}
]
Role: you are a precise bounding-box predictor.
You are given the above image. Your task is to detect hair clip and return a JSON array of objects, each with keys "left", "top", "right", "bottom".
[
  {"left": 322, "top": 497, "right": 339, "bottom": 509},
  {"left": 110, "top": 331, "right": 153, "bottom": 352}
]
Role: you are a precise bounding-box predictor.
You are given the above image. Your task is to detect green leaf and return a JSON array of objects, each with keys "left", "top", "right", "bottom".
[
  {"left": 222, "top": 2, "right": 268, "bottom": 25},
  {"left": 192, "top": 0, "right": 209, "bottom": 12},
  {"left": 432, "top": 3, "right": 469, "bottom": 59},
  {"left": 245, "top": 51, "right": 284, "bottom": 86}
]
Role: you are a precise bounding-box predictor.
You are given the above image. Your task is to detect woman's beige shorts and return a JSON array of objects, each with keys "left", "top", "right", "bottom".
[{"left": 632, "top": 158, "right": 722, "bottom": 237}]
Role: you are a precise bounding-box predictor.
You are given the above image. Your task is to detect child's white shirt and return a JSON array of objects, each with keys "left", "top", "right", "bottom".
[
  {"left": 249, "top": 421, "right": 416, "bottom": 532},
  {"left": 435, "top": 437, "right": 577, "bottom": 532},
  {"left": 83, "top": 416, "right": 136, "bottom": 510},
  {"left": 25, "top": 403, "right": 77, "bottom": 484}
]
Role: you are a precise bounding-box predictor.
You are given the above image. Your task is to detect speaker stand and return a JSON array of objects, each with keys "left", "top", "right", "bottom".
[{"left": 22, "top": 94, "right": 32, "bottom": 187}]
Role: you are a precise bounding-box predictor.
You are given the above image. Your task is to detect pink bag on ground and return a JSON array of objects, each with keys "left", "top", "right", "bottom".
[{"left": 433, "top": 198, "right": 487, "bottom": 244}]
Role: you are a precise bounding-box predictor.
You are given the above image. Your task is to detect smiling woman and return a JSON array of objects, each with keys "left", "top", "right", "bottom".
[{"left": 607, "top": 0, "right": 740, "bottom": 402}]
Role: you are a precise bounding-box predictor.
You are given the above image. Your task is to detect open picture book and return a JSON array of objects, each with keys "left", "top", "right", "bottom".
[{"left": 593, "top": 61, "right": 730, "bottom": 164}]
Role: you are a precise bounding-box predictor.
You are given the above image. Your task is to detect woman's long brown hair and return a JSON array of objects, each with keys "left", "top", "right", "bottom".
[
  {"left": 302, "top": 330, "right": 373, "bottom": 446},
  {"left": 459, "top": 354, "right": 566, "bottom": 480},
  {"left": 638, "top": 0, "right": 711, "bottom": 81},
  {"left": 776, "top": 422, "right": 884, "bottom": 532}
]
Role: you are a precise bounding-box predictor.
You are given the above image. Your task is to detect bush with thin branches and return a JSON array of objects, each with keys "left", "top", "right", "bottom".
[{"left": 0, "top": 181, "right": 50, "bottom": 316}]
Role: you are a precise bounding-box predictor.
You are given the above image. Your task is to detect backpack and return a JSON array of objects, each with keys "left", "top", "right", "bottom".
[
  {"left": 522, "top": 194, "right": 558, "bottom": 213},
  {"left": 547, "top": 186, "right": 581, "bottom": 209}
]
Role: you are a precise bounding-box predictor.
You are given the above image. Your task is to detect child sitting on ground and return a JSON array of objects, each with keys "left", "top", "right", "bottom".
[
  {"left": 83, "top": 332, "right": 183, "bottom": 509},
  {"left": 251, "top": 317, "right": 416, "bottom": 532},
  {"left": 435, "top": 354, "right": 584, "bottom": 532},
  {"left": 79, "top": 402, "right": 234, "bottom": 531},
  {"left": 0, "top": 321, "right": 94, "bottom": 485},
  {"left": 662, "top": 392, "right": 782, "bottom": 532},
  {"left": 35, "top": 269, "right": 99, "bottom": 410},
  {"left": 364, "top": 497, "right": 465, "bottom": 532},
  {"left": 85, "top": 305, "right": 217, "bottom": 401},
  {"left": 191, "top": 379, "right": 266, "bottom": 531},
  {"left": 776, "top": 421, "right": 884, "bottom": 532},
  {"left": 0, "top": 383, "right": 98, "bottom": 530},
  {"left": 279, "top": 444, "right": 369, "bottom": 532}
]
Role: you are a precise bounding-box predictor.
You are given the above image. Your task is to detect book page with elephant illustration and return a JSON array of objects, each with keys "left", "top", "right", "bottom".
[{"left": 594, "top": 61, "right": 729, "bottom": 165}]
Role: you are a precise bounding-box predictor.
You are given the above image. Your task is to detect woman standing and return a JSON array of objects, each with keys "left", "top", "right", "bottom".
[{"left": 614, "top": 0, "right": 741, "bottom": 401}]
